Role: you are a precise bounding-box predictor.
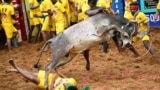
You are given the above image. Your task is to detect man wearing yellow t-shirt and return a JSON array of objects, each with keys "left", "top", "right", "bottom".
[
  {"left": 68, "top": 0, "right": 78, "bottom": 25},
  {"left": 40, "top": 0, "right": 56, "bottom": 44},
  {"left": 124, "top": 0, "right": 137, "bottom": 20},
  {"left": 76, "top": 0, "right": 89, "bottom": 21},
  {"left": 28, "top": 0, "right": 42, "bottom": 43},
  {"left": 59, "top": 0, "right": 71, "bottom": 27},
  {"left": 97, "top": 0, "right": 117, "bottom": 15},
  {"left": 6, "top": 59, "right": 78, "bottom": 90},
  {"left": 130, "top": 2, "right": 156, "bottom": 55},
  {"left": 50, "top": 0, "right": 68, "bottom": 35},
  {"left": 154, "top": 1, "right": 160, "bottom": 21},
  {"left": 0, "top": 0, "right": 18, "bottom": 52}
]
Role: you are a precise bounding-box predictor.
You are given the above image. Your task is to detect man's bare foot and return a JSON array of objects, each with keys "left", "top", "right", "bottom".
[
  {"left": 5, "top": 68, "right": 17, "bottom": 73},
  {"left": 8, "top": 50, "right": 13, "bottom": 54}
]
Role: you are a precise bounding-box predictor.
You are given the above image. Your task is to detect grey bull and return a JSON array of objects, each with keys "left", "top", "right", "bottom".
[{"left": 35, "top": 13, "right": 137, "bottom": 90}]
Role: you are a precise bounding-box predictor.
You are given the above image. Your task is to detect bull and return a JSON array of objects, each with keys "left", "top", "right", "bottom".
[{"left": 34, "top": 13, "right": 138, "bottom": 90}]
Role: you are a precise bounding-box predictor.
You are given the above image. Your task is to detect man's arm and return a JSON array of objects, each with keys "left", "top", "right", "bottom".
[
  {"left": 29, "top": 3, "right": 39, "bottom": 10},
  {"left": 154, "top": 9, "right": 160, "bottom": 21},
  {"left": 85, "top": 7, "right": 104, "bottom": 16}
]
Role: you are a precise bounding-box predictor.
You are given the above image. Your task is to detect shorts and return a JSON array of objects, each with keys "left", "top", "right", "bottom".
[
  {"left": 2, "top": 23, "right": 17, "bottom": 38},
  {"left": 37, "top": 70, "right": 53, "bottom": 90},
  {"left": 30, "top": 17, "right": 41, "bottom": 26},
  {"left": 132, "top": 34, "right": 150, "bottom": 43},
  {"left": 41, "top": 16, "right": 55, "bottom": 32}
]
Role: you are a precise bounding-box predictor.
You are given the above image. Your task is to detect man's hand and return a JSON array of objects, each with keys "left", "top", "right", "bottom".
[
  {"left": 154, "top": 14, "right": 159, "bottom": 22},
  {"left": 33, "top": 14, "right": 38, "bottom": 17},
  {"left": 114, "top": 12, "right": 119, "bottom": 15},
  {"left": 48, "top": 9, "right": 53, "bottom": 15}
]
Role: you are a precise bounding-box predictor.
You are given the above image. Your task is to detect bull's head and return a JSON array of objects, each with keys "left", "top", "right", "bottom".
[
  {"left": 114, "top": 21, "right": 138, "bottom": 54},
  {"left": 121, "top": 22, "right": 138, "bottom": 46}
]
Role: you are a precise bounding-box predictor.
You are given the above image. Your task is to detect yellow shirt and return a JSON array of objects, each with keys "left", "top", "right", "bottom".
[
  {"left": 60, "top": 0, "right": 71, "bottom": 19},
  {"left": 37, "top": 70, "right": 76, "bottom": 90},
  {"left": 97, "top": 0, "right": 112, "bottom": 9},
  {"left": 0, "top": 3, "right": 15, "bottom": 24},
  {"left": 134, "top": 11, "right": 149, "bottom": 32},
  {"left": 69, "top": 1, "right": 78, "bottom": 22},
  {"left": 77, "top": 0, "right": 87, "bottom": 11},
  {"left": 29, "top": 0, "right": 41, "bottom": 18},
  {"left": 157, "top": 1, "right": 160, "bottom": 10},
  {"left": 52, "top": 1, "right": 66, "bottom": 22},
  {"left": 40, "top": 0, "right": 53, "bottom": 16}
]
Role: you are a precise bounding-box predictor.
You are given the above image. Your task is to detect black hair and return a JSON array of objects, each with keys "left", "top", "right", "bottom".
[
  {"left": 130, "top": 2, "right": 138, "bottom": 6},
  {"left": 88, "top": 0, "right": 98, "bottom": 6},
  {"left": 4, "top": 0, "right": 12, "bottom": 3},
  {"left": 67, "top": 86, "right": 78, "bottom": 90}
]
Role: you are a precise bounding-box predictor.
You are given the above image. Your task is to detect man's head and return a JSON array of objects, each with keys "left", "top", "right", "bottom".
[
  {"left": 65, "top": 84, "right": 78, "bottom": 90},
  {"left": 88, "top": 0, "right": 98, "bottom": 8},
  {"left": 4, "top": 0, "right": 12, "bottom": 3},
  {"left": 64, "top": 78, "right": 77, "bottom": 90},
  {"left": 51, "top": 0, "right": 57, "bottom": 4},
  {"left": 130, "top": 2, "right": 139, "bottom": 15}
]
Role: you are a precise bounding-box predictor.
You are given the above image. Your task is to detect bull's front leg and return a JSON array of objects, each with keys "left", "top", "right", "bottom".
[
  {"left": 112, "top": 33, "right": 122, "bottom": 52},
  {"left": 83, "top": 50, "right": 90, "bottom": 70}
]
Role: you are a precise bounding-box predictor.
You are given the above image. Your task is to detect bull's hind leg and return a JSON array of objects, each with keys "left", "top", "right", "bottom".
[{"left": 44, "top": 53, "right": 76, "bottom": 90}]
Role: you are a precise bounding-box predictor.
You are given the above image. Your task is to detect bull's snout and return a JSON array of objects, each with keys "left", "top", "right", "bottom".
[
  {"left": 126, "top": 43, "right": 132, "bottom": 47},
  {"left": 121, "top": 38, "right": 131, "bottom": 48}
]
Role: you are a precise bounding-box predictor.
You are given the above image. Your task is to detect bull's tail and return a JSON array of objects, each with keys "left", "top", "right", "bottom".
[{"left": 34, "top": 39, "right": 52, "bottom": 68}]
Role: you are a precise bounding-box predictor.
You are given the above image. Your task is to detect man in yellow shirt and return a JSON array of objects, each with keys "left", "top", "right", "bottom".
[
  {"left": 154, "top": 1, "right": 160, "bottom": 21},
  {"left": 124, "top": 0, "right": 137, "bottom": 20},
  {"left": 50, "top": 0, "right": 69, "bottom": 35},
  {"left": 68, "top": 0, "right": 78, "bottom": 25},
  {"left": 6, "top": 59, "right": 78, "bottom": 90},
  {"left": 130, "top": 2, "right": 156, "bottom": 55},
  {"left": 59, "top": 0, "right": 71, "bottom": 27},
  {"left": 40, "top": 0, "right": 55, "bottom": 40},
  {"left": 0, "top": 0, "right": 18, "bottom": 52},
  {"left": 76, "top": 0, "right": 89, "bottom": 22},
  {"left": 28, "top": 0, "right": 42, "bottom": 43},
  {"left": 97, "top": 0, "right": 117, "bottom": 15}
]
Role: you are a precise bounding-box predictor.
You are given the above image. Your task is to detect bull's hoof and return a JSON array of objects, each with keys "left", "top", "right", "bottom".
[{"left": 86, "top": 66, "right": 90, "bottom": 71}]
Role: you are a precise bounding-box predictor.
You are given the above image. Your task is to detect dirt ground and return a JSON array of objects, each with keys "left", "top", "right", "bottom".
[{"left": 0, "top": 27, "right": 160, "bottom": 90}]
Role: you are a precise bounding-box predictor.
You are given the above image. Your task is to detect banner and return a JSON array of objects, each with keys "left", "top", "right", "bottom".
[{"left": 112, "top": 0, "right": 124, "bottom": 16}]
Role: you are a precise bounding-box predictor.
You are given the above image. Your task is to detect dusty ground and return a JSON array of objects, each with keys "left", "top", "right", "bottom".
[{"left": 0, "top": 27, "right": 160, "bottom": 90}]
